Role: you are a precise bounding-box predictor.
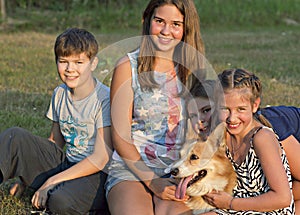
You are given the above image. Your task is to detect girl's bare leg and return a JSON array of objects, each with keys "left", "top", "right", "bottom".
[
  {"left": 293, "top": 180, "right": 300, "bottom": 215},
  {"left": 107, "top": 181, "right": 154, "bottom": 215},
  {"left": 153, "top": 195, "right": 192, "bottom": 215}
]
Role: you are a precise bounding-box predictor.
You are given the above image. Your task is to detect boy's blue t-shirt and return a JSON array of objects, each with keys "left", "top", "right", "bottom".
[{"left": 261, "top": 106, "right": 300, "bottom": 142}]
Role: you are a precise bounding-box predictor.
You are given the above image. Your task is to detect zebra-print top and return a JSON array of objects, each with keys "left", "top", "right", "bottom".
[{"left": 215, "top": 126, "right": 295, "bottom": 215}]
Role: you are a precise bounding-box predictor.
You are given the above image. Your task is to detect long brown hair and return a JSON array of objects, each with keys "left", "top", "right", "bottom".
[{"left": 138, "top": 0, "right": 205, "bottom": 89}]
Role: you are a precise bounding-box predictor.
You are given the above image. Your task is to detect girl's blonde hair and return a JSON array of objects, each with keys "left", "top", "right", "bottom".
[
  {"left": 138, "top": 0, "right": 206, "bottom": 89},
  {"left": 217, "top": 68, "right": 261, "bottom": 105}
]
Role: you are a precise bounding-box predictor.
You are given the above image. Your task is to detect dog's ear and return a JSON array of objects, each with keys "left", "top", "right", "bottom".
[
  {"left": 209, "top": 122, "right": 226, "bottom": 147},
  {"left": 206, "top": 123, "right": 226, "bottom": 156}
]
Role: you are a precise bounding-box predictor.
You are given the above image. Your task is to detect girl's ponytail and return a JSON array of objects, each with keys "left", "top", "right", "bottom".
[{"left": 254, "top": 109, "right": 272, "bottom": 128}]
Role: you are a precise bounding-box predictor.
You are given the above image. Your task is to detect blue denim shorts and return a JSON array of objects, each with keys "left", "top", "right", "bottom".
[{"left": 105, "top": 159, "right": 170, "bottom": 197}]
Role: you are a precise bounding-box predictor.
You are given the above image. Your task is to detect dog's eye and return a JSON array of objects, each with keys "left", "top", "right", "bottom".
[{"left": 190, "top": 154, "right": 199, "bottom": 160}]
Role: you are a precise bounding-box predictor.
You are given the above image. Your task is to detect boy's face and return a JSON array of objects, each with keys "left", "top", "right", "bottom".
[
  {"left": 188, "top": 97, "right": 213, "bottom": 137},
  {"left": 56, "top": 53, "right": 98, "bottom": 90}
]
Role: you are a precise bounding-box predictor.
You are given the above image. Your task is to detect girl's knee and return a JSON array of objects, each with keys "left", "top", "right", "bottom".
[
  {"left": 154, "top": 198, "right": 192, "bottom": 215},
  {"left": 107, "top": 181, "right": 154, "bottom": 215}
]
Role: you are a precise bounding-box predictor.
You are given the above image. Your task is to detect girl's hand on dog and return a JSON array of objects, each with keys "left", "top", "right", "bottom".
[
  {"left": 149, "top": 177, "right": 189, "bottom": 201},
  {"left": 204, "top": 190, "right": 233, "bottom": 209}
]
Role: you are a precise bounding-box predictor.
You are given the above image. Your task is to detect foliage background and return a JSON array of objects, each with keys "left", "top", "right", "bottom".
[{"left": 2, "top": 0, "right": 300, "bottom": 33}]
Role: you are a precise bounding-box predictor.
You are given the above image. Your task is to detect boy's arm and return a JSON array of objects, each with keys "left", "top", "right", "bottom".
[
  {"left": 47, "top": 126, "right": 112, "bottom": 184},
  {"left": 281, "top": 135, "right": 300, "bottom": 180},
  {"left": 32, "top": 126, "right": 112, "bottom": 208},
  {"left": 48, "top": 122, "right": 65, "bottom": 149}
]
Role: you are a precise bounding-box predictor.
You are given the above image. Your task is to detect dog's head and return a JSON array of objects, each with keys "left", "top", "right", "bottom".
[{"left": 170, "top": 122, "right": 235, "bottom": 200}]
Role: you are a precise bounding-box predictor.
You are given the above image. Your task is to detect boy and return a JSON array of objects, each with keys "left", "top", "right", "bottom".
[
  {"left": 187, "top": 79, "right": 216, "bottom": 140},
  {"left": 0, "top": 28, "right": 111, "bottom": 214}
]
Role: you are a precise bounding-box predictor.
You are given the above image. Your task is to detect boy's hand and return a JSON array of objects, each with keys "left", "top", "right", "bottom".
[{"left": 31, "top": 183, "right": 56, "bottom": 209}]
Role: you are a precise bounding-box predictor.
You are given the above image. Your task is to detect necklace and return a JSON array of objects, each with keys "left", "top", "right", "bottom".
[{"left": 230, "top": 135, "right": 244, "bottom": 159}]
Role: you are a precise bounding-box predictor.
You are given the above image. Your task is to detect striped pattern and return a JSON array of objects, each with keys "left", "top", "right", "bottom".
[{"left": 215, "top": 127, "right": 295, "bottom": 214}]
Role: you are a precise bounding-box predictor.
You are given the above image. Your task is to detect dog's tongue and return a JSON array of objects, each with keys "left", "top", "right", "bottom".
[{"left": 175, "top": 175, "right": 193, "bottom": 199}]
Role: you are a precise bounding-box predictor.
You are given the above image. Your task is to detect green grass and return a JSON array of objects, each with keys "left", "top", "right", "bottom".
[
  {"left": 0, "top": 180, "right": 34, "bottom": 215},
  {"left": 204, "top": 27, "right": 300, "bottom": 106},
  {"left": 195, "top": 0, "right": 300, "bottom": 29},
  {"left": 0, "top": 0, "right": 300, "bottom": 213}
]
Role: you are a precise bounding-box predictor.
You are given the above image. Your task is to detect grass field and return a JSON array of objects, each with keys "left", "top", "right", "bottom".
[{"left": 0, "top": 0, "right": 300, "bottom": 213}]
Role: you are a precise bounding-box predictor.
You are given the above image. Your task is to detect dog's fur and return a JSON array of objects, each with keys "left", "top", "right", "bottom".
[{"left": 170, "top": 122, "right": 236, "bottom": 214}]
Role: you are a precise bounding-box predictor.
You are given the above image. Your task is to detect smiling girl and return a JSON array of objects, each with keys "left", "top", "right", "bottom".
[
  {"left": 201, "top": 68, "right": 294, "bottom": 214},
  {"left": 106, "top": 0, "right": 205, "bottom": 214}
]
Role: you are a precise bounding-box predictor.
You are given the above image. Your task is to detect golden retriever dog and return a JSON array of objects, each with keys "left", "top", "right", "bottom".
[{"left": 170, "top": 122, "right": 236, "bottom": 214}]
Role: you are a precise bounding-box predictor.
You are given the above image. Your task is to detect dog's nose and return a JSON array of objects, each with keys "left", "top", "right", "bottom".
[{"left": 170, "top": 168, "right": 179, "bottom": 176}]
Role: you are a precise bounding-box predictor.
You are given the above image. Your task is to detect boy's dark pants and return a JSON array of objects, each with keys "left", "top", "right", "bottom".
[{"left": 0, "top": 127, "right": 109, "bottom": 215}]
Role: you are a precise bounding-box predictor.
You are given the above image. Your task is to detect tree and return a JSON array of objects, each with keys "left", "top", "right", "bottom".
[{"left": 1, "top": 0, "right": 6, "bottom": 22}]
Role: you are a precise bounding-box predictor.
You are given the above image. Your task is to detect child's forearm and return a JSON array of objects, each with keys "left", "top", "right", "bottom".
[
  {"left": 49, "top": 122, "right": 65, "bottom": 149},
  {"left": 230, "top": 191, "right": 291, "bottom": 211},
  {"left": 47, "top": 157, "right": 105, "bottom": 186}
]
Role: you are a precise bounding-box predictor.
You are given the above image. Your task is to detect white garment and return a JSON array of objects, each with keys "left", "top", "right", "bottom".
[{"left": 46, "top": 78, "right": 111, "bottom": 162}]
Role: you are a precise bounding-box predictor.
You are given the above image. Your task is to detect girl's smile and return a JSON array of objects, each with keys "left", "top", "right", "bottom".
[
  {"left": 219, "top": 89, "right": 260, "bottom": 138},
  {"left": 150, "top": 4, "right": 184, "bottom": 53}
]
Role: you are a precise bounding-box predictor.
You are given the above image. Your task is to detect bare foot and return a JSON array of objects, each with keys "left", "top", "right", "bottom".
[{"left": 9, "top": 179, "right": 25, "bottom": 198}]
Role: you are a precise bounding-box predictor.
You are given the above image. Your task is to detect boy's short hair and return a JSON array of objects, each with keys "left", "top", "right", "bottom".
[
  {"left": 190, "top": 79, "right": 216, "bottom": 99},
  {"left": 54, "top": 28, "right": 98, "bottom": 61}
]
